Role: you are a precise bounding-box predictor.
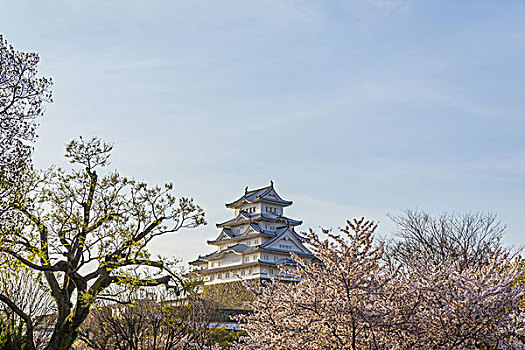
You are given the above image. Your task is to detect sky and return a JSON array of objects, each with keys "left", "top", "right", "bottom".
[{"left": 1, "top": 0, "right": 525, "bottom": 265}]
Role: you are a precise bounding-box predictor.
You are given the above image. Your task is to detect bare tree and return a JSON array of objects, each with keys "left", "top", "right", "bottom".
[
  {"left": 385, "top": 209, "right": 507, "bottom": 272},
  {"left": 0, "top": 260, "right": 55, "bottom": 348},
  {"left": 0, "top": 261, "right": 55, "bottom": 347},
  {"left": 77, "top": 286, "right": 236, "bottom": 350},
  {"left": 78, "top": 290, "right": 187, "bottom": 350}
]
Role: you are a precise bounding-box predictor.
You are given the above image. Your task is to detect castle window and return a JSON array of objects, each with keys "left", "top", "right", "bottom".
[
  {"left": 249, "top": 269, "right": 253, "bottom": 274},
  {"left": 266, "top": 207, "right": 277, "bottom": 213},
  {"left": 225, "top": 272, "right": 230, "bottom": 278}
]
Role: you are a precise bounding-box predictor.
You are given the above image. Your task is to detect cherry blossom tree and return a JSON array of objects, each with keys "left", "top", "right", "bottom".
[
  {"left": 401, "top": 252, "right": 525, "bottom": 349},
  {"left": 238, "top": 218, "right": 398, "bottom": 349},
  {"left": 238, "top": 218, "right": 525, "bottom": 350}
]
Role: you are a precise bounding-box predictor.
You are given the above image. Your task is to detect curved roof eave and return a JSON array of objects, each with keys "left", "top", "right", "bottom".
[
  {"left": 226, "top": 197, "right": 293, "bottom": 208},
  {"left": 202, "top": 244, "right": 255, "bottom": 261},
  {"left": 225, "top": 184, "right": 292, "bottom": 208},
  {"left": 216, "top": 212, "right": 301, "bottom": 228},
  {"left": 207, "top": 231, "right": 274, "bottom": 245},
  {"left": 259, "top": 246, "right": 315, "bottom": 257},
  {"left": 216, "top": 212, "right": 251, "bottom": 227}
]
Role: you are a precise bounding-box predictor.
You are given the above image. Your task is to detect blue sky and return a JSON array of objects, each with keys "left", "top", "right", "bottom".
[{"left": 2, "top": 0, "right": 525, "bottom": 264}]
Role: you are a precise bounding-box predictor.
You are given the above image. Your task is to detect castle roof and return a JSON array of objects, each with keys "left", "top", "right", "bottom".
[
  {"left": 225, "top": 182, "right": 292, "bottom": 209},
  {"left": 192, "top": 226, "right": 314, "bottom": 264},
  {"left": 195, "top": 244, "right": 256, "bottom": 262},
  {"left": 258, "top": 226, "right": 313, "bottom": 256},
  {"left": 207, "top": 223, "right": 275, "bottom": 245},
  {"left": 260, "top": 226, "right": 308, "bottom": 248},
  {"left": 216, "top": 212, "right": 302, "bottom": 228}
]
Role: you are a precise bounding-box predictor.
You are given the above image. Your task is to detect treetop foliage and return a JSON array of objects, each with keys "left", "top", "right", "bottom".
[
  {"left": 0, "top": 34, "right": 52, "bottom": 178},
  {"left": 65, "top": 136, "right": 113, "bottom": 169}
]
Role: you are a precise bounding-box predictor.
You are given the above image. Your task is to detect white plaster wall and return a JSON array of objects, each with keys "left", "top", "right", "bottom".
[
  {"left": 240, "top": 253, "right": 259, "bottom": 264},
  {"left": 263, "top": 204, "right": 283, "bottom": 216},
  {"left": 221, "top": 253, "right": 242, "bottom": 266},
  {"left": 240, "top": 203, "right": 260, "bottom": 213},
  {"left": 217, "top": 242, "right": 231, "bottom": 251},
  {"left": 230, "top": 225, "right": 245, "bottom": 235},
  {"left": 205, "top": 264, "right": 263, "bottom": 285},
  {"left": 261, "top": 252, "right": 283, "bottom": 262},
  {"left": 261, "top": 220, "right": 278, "bottom": 231},
  {"left": 239, "top": 237, "right": 260, "bottom": 246}
]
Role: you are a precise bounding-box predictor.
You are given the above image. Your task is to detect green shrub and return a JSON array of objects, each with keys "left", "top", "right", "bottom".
[
  {"left": 202, "top": 280, "right": 259, "bottom": 309},
  {"left": 206, "top": 327, "right": 247, "bottom": 349},
  {"left": 0, "top": 317, "right": 25, "bottom": 350}
]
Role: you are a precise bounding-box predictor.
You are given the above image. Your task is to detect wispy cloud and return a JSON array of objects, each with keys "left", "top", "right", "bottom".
[
  {"left": 336, "top": 0, "right": 411, "bottom": 23},
  {"left": 224, "top": 111, "right": 315, "bottom": 134},
  {"left": 100, "top": 56, "right": 206, "bottom": 72},
  {"left": 464, "top": 154, "right": 525, "bottom": 177}
]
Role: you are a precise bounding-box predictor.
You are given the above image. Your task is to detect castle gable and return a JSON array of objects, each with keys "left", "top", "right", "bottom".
[
  {"left": 225, "top": 182, "right": 293, "bottom": 209},
  {"left": 262, "top": 227, "right": 310, "bottom": 254}
]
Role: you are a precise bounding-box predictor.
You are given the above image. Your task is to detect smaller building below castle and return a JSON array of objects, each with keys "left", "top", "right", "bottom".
[{"left": 190, "top": 182, "right": 314, "bottom": 285}]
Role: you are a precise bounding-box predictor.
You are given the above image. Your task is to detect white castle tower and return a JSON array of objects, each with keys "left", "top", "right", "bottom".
[{"left": 190, "top": 182, "right": 314, "bottom": 285}]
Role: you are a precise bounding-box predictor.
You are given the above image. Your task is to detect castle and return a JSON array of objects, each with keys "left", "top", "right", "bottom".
[{"left": 190, "top": 182, "right": 314, "bottom": 285}]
